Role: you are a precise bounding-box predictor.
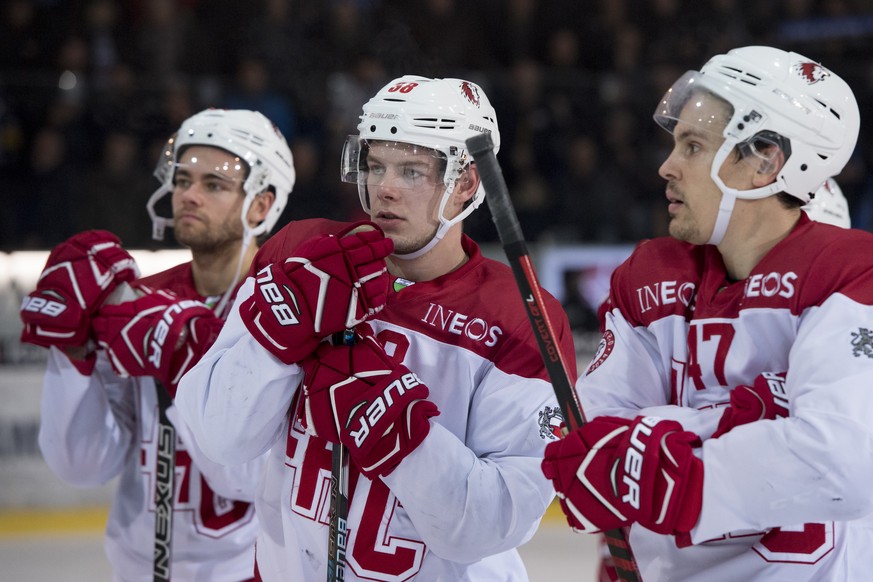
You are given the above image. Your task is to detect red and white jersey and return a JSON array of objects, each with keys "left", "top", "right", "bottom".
[
  {"left": 38, "top": 263, "right": 262, "bottom": 581},
  {"left": 579, "top": 214, "right": 873, "bottom": 581},
  {"left": 176, "top": 218, "right": 575, "bottom": 581}
]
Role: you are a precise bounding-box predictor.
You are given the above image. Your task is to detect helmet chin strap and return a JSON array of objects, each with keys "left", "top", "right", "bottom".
[
  {"left": 393, "top": 224, "right": 447, "bottom": 260},
  {"left": 213, "top": 231, "right": 252, "bottom": 319},
  {"left": 706, "top": 140, "right": 784, "bottom": 246},
  {"left": 388, "top": 178, "right": 465, "bottom": 261}
]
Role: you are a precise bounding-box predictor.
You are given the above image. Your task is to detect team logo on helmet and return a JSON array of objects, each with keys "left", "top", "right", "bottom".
[
  {"left": 851, "top": 328, "right": 873, "bottom": 359},
  {"left": 459, "top": 81, "right": 481, "bottom": 107},
  {"left": 538, "top": 406, "right": 564, "bottom": 440},
  {"left": 794, "top": 62, "right": 831, "bottom": 85}
]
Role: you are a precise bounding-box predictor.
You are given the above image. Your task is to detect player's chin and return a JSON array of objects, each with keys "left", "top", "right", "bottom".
[
  {"left": 389, "top": 236, "right": 426, "bottom": 255},
  {"left": 174, "top": 226, "right": 209, "bottom": 248}
]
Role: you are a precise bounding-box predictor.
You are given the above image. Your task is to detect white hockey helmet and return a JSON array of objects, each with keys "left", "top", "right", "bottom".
[
  {"left": 340, "top": 75, "right": 500, "bottom": 259},
  {"left": 147, "top": 108, "right": 295, "bottom": 241},
  {"left": 804, "top": 177, "right": 850, "bottom": 228},
  {"left": 654, "top": 46, "right": 859, "bottom": 244}
]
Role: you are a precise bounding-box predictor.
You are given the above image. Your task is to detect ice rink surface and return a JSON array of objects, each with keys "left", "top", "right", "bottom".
[{"left": 0, "top": 505, "right": 601, "bottom": 581}]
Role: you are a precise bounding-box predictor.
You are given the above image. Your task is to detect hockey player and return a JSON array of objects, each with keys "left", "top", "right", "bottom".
[
  {"left": 175, "top": 76, "right": 575, "bottom": 581},
  {"left": 541, "top": 46, "right": 873, "bottom": 580},
  {"left": 594, "top": 172, "right": 854, "bottom": 581},
  {"left": 20, "top": 108, "right": 295, "bottom": 580},
  {"left": 804, "top": 177, "right": 851, "bottom": 228}
]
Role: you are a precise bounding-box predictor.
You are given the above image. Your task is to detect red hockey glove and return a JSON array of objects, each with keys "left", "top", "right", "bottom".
[
  {"left": 20, "top": 230, "right": 139, "bottom": 348},
  {"left": 92, "top": 290, "right": 216, "bottom": 392},
  {"left": 542, "top": 416, "right": 703, "bottom": 536},
  {"left": 541, "top": 416, "right": 635, "bottom": 534},
  {"left": 712, "top": 371, "right": 788, "bottom": 438},
  {"left": 298, "top": 331, "right": 439, "bottom": 478},
  {"left": 240, "top": 224, "right": 393, "bottom": 364}
]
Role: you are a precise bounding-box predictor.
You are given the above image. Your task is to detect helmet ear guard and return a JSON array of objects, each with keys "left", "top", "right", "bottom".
[{"left": 738, "top": 131, "right": 790, "bottom": 176}]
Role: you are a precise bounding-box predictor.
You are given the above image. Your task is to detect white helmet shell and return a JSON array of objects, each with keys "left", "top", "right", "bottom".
[
  {"left": 148, "top": 108, "right": 295, "bottom": 241},
  {"left": 654, "top": 46, "right": 859, "bottom": 245},
  {"left": 804, "top": 177, "right": 850, "bottom": 228},
  {"left": 341, "top": 76, "right": 500, "bottom": 258}
]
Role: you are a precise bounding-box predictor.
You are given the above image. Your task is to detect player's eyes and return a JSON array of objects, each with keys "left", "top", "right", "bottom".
[
  {"left": 203, "top": 180, "right": 229, "bottom": 192},
  {"left": 403, "top": 168, "right": 419, "bottom": 179}
]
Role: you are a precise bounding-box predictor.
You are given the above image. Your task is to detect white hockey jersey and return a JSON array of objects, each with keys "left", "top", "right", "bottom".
[
  {"left": 38, "top": 263, "right": 263, "bottom": 581},
  {"left": 579, "top": 214, "right": 873, "bottom": 581},
  {"left": 176, "top": 218, "right": 576, "bottom": 581}
]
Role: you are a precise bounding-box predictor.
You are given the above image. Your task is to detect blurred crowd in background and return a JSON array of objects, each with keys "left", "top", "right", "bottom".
[{"left": 3, "top": 0, "right": 873, "bottom": 251}]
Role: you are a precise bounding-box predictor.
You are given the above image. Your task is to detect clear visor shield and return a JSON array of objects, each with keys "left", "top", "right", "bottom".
[
  {"left": 654, "top": 71, "right": 734, "bottom": 141},
  {"left": 341, "top": 136, "right": 449, "bottom": 214}
]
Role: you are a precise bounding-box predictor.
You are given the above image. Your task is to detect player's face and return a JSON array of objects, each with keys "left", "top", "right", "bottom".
[
  {"left": 363, "top": 141, "right": 447, "bottom": 255},
  {"left": 658, "top": 94, "right": 745, "bottom": 244},
  {"left": 171, "top": 146, "right": 247, "bottom": 251}
]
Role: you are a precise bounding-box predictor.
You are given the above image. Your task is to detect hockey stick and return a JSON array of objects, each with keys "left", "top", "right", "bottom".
[
  {"left": 326, "top": 329, "right": 353, "bottom": 582},
  {"left": 466, "top": 133, "right": 643, "bottom": 582},
  {"left": 105, "top": 283, "right": 175, "bottom": 582},
  {"left": 153, "top": 380, "right": 175, "bottom": 582}
]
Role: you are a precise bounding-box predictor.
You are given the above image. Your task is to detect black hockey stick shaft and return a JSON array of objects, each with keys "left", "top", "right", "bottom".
[
  {"left": 153, "top": 380, "right": 175, "bottom": 582},
  {"left": 326, "top": 330, "right": 353, "bottom": 582},
  {"left": 466, "top": 132, "right": 643, "bottom": 582}
]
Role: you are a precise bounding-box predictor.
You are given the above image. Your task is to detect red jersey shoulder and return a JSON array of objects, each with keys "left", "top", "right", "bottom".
[
  {"left": 251, "top": 218, "right": 354, "bottom": 274},
  {"left": 608, "top": 237, "right": 702, "bottom": 327},
  {"left": 755, "top": 220, "right": 873, "bottom": 310}
]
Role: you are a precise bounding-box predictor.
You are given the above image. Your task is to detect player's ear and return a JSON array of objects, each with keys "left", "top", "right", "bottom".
[
  {"left": 751, "top": 143, "right": 785, "bottom": 188},
  {"left": 247, "top": 190, "right": 276, "bottom": 227},
  {"left": 455, "top": 165, "right": 480, "bottom": 205}
]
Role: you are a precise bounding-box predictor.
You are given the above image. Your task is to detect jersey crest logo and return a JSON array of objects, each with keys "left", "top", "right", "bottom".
[
  {"left": 538, "top": 406, "right": 564, "bottom": 441},
  {"left": 794, "top": 62, "right": 830, "bottom": 85},
  {"left": 584, "top": 330, "right": 615, "bottom": 376},
  {"left": 851, "top": 327, "right": 873, "bottom": 359}
]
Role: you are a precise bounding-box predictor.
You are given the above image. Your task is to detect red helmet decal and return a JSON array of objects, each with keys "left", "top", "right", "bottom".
[
  {"left": 794, "top": 62, "right": 831, "bottom": 85},
  {"left": 460, "top": 81, "right": 480, "bottom": 107}
]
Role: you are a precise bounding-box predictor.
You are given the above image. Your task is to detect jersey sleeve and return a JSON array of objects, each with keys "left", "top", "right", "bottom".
[
  {"left": 382, "top": 313, "right": 574, "bottom": 562},
  {"left": 38, "top": 348, "right": 137, "bottom": 486},
  {"left": 694, "top": 291, "right": 873, "bottom": 542},
  {"left": 174, "top": 276, "right": 304, "bottom": 467},
  {"left": 165, "top": 403, "right": 265, "bottom": 502}
]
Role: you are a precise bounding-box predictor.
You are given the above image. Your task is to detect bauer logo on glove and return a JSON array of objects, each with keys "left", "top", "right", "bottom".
[
  {"left": 298, "top": 330, "right": 439, "bottom": 478},
  {"left": 542, "top": 415, "right": 704, "bottom": 537},
  {"left": 348, "top": 370, "right": 424, "bottom": 447}
]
